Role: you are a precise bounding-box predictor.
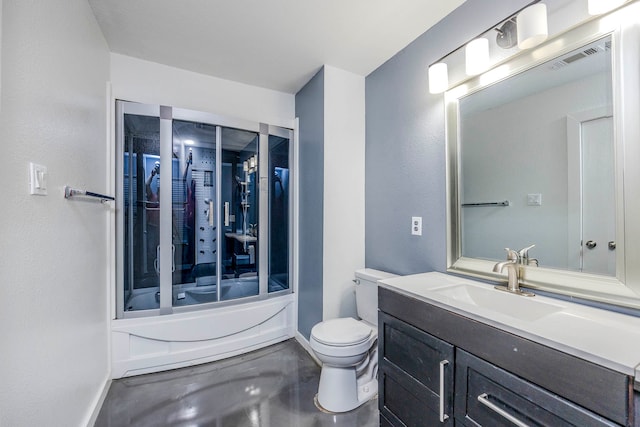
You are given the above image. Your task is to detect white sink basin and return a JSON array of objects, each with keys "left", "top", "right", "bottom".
[
  {"left": 431, "top": 283, "right": 564, "bottom": 321},
  {"left": 378, "top": 271, "right": 640, "bottom": 377}
]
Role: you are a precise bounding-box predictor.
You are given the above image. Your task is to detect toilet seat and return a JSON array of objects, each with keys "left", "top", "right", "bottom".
[
  {"left": 311, "top": 318, "right": 372, "bottom": 346},
  {"left": 310, "top": 318, "right": 377, "bottom": 360}
]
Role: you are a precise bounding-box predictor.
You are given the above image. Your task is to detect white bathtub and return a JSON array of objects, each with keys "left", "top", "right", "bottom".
[{"left": 111, "top": 293, "right": 295, "bottom": 378}]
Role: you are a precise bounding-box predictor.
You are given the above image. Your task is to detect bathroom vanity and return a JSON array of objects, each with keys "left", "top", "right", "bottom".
[{"left": 377, "top": 272, "right": 640, "bottom": 427}]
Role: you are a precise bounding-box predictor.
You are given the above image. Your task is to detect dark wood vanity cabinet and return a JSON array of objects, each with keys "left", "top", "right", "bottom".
[
  {"left": 379, "top": 312, "right": 454, "bottom": 426},
  {"left": 378, "top": 287, "right": 635, "bottom": 427}
]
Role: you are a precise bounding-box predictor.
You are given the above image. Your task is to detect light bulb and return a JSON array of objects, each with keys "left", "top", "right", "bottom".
[
  {"left": 465, "top": 38, "right": 490, "bottom": 76},
  {"left": 517, "top": 3, "right": 548, "bottom": 50},
  {"left": 428, "top": 62, "right": 449, "bottom": 94}
]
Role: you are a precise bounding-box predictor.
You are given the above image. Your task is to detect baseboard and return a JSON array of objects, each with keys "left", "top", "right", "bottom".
[
  {"left": 84, "top": 376, "right": 111, "bottom": 427},
  {"left": 295, "top": 331, "right": 321, "bottom": 366}
]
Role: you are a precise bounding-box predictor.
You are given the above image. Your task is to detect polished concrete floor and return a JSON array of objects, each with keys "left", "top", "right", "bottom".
[{"left": 95, "top": 339, "right": 379, "bottom": 426}]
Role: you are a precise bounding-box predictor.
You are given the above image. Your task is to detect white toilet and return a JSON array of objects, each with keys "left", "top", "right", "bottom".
[{"left": 309, "top": 268, "right": 398, "bottom": 413}]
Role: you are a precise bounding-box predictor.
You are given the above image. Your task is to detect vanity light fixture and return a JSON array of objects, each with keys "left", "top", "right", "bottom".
[
  {"left": 587, "top": 0, "right": 625, "bottom": 15},
  {"left": 428, "top": 0, "right": 548, "bottom": 95},
  {"left": 465, "top": 38, "right": 490, "bottom": 76},
  {"left": 517, "top": 3, "right": 548, "bottom": 49},
  {"left": 428, "top": 62, "right": 449, "bottom": 94}
]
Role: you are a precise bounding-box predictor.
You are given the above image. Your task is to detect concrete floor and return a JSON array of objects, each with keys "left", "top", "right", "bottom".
[{"left": 95, "top": 339, "right": 379, "bottom": 426}]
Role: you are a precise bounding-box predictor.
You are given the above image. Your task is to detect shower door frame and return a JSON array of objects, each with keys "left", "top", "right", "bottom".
[{"left": 116, "top": 101, "right": 294, "bottom": 319}]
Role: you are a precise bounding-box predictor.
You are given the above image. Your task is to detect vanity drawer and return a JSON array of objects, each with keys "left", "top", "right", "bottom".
[{"left": 455, "top": 349, "right": 620, "bottom": 427}]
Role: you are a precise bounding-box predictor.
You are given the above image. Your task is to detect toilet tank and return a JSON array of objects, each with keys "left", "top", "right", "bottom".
[{"left": 355, "top": 268, "right": 398, "bottom": 326}]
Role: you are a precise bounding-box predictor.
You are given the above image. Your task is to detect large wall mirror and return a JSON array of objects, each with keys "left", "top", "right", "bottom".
[{"left": 446, "top": 4, "right": 640, "bottom": 309}]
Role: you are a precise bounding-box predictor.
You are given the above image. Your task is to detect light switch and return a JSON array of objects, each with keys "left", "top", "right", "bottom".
[
  {"left": 411, "top": 216, "right": 422, "bottom": 236},
  {"left": 527, "top": 193, "right": 542, "bottom": 206},
  {"left": 29, "top": 162, "right": 48, "bottom": 196}
]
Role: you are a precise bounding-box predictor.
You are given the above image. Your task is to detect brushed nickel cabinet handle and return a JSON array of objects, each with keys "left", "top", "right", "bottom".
[
  {"left": 439, "top": 360, "right": 449, "bottom": 422},
  {"left": 477, "top": 393, "right": 530, "bottom": 427}
]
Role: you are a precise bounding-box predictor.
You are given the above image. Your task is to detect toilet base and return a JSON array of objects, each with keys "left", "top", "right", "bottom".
[{"left": 316, "top": 364, "right": 378, "bottom": 413}]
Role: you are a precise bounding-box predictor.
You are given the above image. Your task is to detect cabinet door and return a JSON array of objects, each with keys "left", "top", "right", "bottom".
[
  {"left": 379, "top": 312, "right": 454, "bottom": 426},
  {"left": 455, "top": 349, "right": 619, "bottom": 427}
]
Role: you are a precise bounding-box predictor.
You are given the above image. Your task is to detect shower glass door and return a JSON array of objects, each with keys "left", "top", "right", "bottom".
[
  {"left": 220, "top": 128, "right": 260, "bottom": 301},
  {"left": 120, "top": 104, "right": 161, "bottom": 312},
  {"left": 268, "top": 127, "right": 292, "bottom": 293},
  {"left": 116, "top": 101, "right": 293, "bottom": 318},
  {"left": 171, "top": 119, "right": 218, "bottom": 307}
]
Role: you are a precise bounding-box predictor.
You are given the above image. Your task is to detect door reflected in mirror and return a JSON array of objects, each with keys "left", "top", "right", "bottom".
[{"left": 459, "top": 35, "right": 614, "bottom": 276}]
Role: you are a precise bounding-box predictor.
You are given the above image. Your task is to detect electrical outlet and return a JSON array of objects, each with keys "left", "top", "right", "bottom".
[{"left": 411, "top": 216, "right": 422, "bottom": 236}]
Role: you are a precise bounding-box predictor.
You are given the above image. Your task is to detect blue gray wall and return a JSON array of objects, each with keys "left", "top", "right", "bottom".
[
  {"left": 365, "top": 0, "right": 530, "bottom": 275},
  {"left": 295, "top": 68, "right": 325, "bottom": 339}
]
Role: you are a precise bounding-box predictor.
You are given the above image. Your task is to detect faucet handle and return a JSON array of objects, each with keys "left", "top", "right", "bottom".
[
  {"left": 518, "top": 244, "right": 535, "bottom": 258},
  {"left": 504, "top": 248, "right": 518, "bottom": 261}
]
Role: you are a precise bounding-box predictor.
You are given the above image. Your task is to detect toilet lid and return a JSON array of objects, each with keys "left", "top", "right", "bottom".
[{"left": 311, "top": 318, "right": 372, "bottom": 346}]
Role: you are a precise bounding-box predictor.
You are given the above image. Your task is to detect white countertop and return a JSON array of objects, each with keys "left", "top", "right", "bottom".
[{"left": 379, "top": 271, "right": 640, "bottom": 379}]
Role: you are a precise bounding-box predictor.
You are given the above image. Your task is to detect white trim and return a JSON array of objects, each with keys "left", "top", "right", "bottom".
[
  {"left": 83, "top": 376, "right": 111, "bottom": 427},
  {"left": 105, "top": 83, "right": 115, "bottom": 390},
  {"left": 293, "top": 118, "right": 300, "bottom": 338},
  {"left": 295, "top": 331, "right": 321, "bottom": 367}
]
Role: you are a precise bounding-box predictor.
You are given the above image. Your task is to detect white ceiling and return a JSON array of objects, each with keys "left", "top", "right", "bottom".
[{"left": 88, "top": 0, "right": 465, "bottom": 94}]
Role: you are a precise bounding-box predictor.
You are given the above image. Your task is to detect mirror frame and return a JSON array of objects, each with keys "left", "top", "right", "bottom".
[{"left": 445, "top": 7, "right": 640, "bottom": 309}]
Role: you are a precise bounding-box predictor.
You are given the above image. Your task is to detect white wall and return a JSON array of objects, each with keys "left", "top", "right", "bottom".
[
  {"left": 0, "top": 1, "right": 111, "bottom": 426},
  {"left": 322, "top": 65, "right": 365, "bottom": 320},
  {"left": 110, "top": 53, "right": 295, "bottom": 129}
]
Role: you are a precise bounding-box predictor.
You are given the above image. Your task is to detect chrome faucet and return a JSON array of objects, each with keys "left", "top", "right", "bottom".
[{"left": 493, "top": 248, "right": 535, "bottom": 297}]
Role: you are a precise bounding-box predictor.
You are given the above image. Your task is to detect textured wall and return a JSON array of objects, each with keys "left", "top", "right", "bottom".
[
  {"left": 295, "top": 68, "right": 325, "bottom": 339},
  {"left": 365, "top": 0, "right": 531, "bottom": 275},
  {"left": 0, "top": 1, "right": 111, "bottom": 426}
]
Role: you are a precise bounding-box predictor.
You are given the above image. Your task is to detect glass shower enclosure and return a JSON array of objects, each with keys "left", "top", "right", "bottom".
[{"left": 116, "top": 101, "right": 293, "bottom": 318}]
